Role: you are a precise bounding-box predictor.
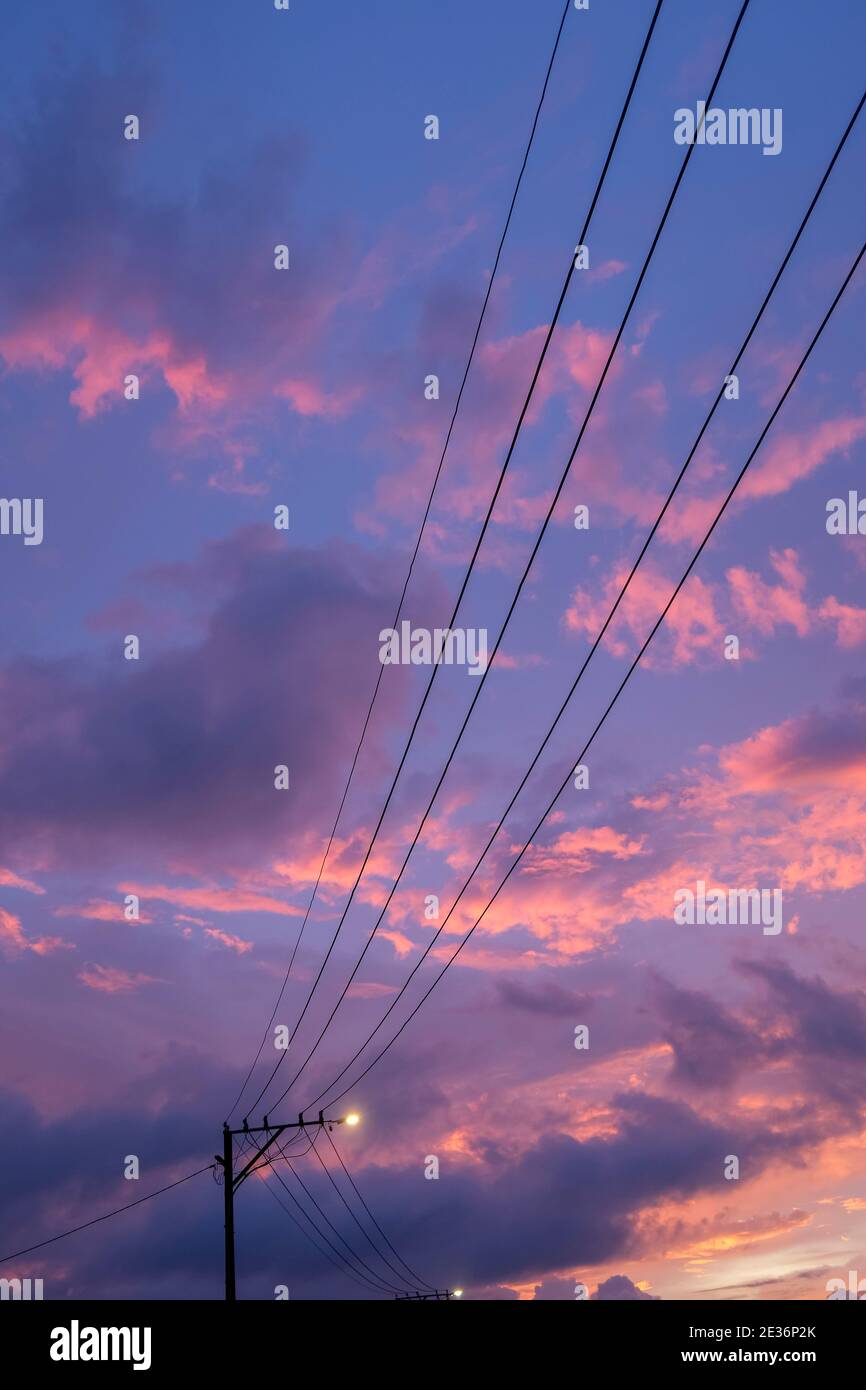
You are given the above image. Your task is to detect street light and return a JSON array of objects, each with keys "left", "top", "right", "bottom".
[{"left": 344, "top": 1112, "right": 361, "bottom": 1127}]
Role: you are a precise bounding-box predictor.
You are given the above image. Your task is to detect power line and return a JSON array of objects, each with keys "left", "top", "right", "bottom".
[
  {"left": 262, "top": 1169, "right": 389, "bottom": 1298},
  {"left": 314, "top": 235, "right": 866, "bottom": 1113},
  {"left": 226, "top": 0, "right": 575, "bottom": 1126},
  {"left": 308, "top": 1137, "right": 421, "bottom": 1294},
  {"left": 262, "top": 0, "right": 751, "bottom": 1115},
  {"left": 241, "top": 1125, "right": 401, "bottom": 1295},
  {"left": 273, "top": 1158, "right": 412, "bottom": 1296},
  {"left": 297, "top": 86, "right": 866, "bottom": 1112},
  {"left": 323, "top": 1124, "right": 433, "bottom": 1293},
  {"left": 246, "top": 0, "right": 668, "bottom": 1120},
  {"left": 241, "top": 1125, "right": 320, "bottom": 1179},
  {"left": 264, "top": 1128, "right": 430, "bottom": 1289},
  {"left": 0, "top": 1163, "right": 215, "bottom": 1265},
  {"left": 252, "top": 1125, "right": 413, "bottom": 1295}
]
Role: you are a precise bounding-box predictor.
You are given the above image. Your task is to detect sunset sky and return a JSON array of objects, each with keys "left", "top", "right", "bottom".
[{"left": 1, "top": 0, "right": 866, "bottom": 1300}]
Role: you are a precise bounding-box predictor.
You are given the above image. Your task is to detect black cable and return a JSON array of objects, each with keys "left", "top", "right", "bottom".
[
  {"left": 0, "top": 1163, "right": 215, "bottom": 1264},
  {"left": 276, "top": 1156, "right": 409, "bottom": 1296},
  {"left": 240, "top": 1126, "right": 319, "bottom": 1182},
  {"left": 316, "top": 235, "right": 866, "bottom": 1112},
  {"left": 300, "top": 86, "right": 866, "bottom": 1112},
  {"left": 263, "top": 0, "right": 751, "bottom": 1113},
  {"left": 323, "top": 1124, "right": 433, "bottom": 1292},
  {"left": 247, "top": 0, "right": 669, "bottom": 1119},
  {"left": 263, "top": 1168, "right": 388, "bottom": 1298},
  {"left": 246, "top": 1126, "right": 400, "bottom": 1294},
  {"left": 226, "top": 0, "right": 575, "bottom": 1125},
  {"left": 308, "top": 1139, "right": 420, "bottom": 1294}
]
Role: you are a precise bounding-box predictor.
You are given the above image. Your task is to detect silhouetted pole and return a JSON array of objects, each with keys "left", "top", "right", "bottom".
[
  {"left": 223, "top": 1124, "right": 236, "bottom": 1301},
  {"left": 217, "top": 1110, "right": 358, "bottom": 1301}
]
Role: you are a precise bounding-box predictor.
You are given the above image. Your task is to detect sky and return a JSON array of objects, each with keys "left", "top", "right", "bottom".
[{"left": 1, "top": 0, "right": 865, "bottom": 1301}]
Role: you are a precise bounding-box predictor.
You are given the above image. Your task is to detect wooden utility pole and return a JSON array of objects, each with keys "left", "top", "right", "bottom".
[{"left": 216, "top": 1110, "right": 356, "bottom": 1301}]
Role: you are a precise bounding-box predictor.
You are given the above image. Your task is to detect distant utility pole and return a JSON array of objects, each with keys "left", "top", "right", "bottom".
[
  {"left": 216, "top": 1109, "right": 358, "bottom": 1300},
  {"left": 395, "top": 1289, "right": 461, "bottom": 1300}
]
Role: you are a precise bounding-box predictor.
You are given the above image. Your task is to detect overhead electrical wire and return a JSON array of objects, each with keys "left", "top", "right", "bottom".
[
  {"left": 225, "top": 0, "right": 577, "bottom": 1125},
  {"left": 243, "top": 0, "right": 669, "bottom": 1121},
  {"left": 323, "top": 1124, "right": 432, "bottom": 1293},
  {"left": 261, "top": 1173, "right": 389, "bottom": 1301},
  {"left": 262, "top": 1127, "right": 429, "bottom": 1295},
  {"left": 312, "top": 235, "right": 866, "bottom": 1112},
  {"left": 297, "top": 88, "right": 866, "bottom": 1113},
  {"left": 260, "top": 0, "right": 752, "bottom": 1115},
  {"left": 0, "top": 1163, "right": 215, "bottom": 1265},
  {"left": 271, "top": 1159, "right": 412, "bottom": 1296},
  {"left": 308, "top": 1139, "right": 423, "bottom": 1294}
]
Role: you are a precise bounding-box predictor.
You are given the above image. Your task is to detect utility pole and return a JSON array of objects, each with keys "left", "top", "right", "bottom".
[
  {"left": 395, "top": 1289, "right": 461, "bottom": 1300},
  {"left": 215, "top": 1109, "right": 359, "bottom": 1301},
  {"left": 222, "top": 1124, "right": 235, "bottom": 1300}
]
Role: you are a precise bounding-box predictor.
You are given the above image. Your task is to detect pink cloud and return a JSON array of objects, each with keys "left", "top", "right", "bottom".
[
  {"left": 818, "top": 595, "right": 866, "bottom": 648},
  {"left": 78, "top": 964, "right": 161, "bottom": 994},
  {"left": 30, "top": 936, "right": 75, "bottom": 956},
  {"left": 740, "top": 413, "right": 866, "bottom": 502},
  {"left": 0, "top": 907, "right": 28, "bottom": 953},
  {"left": 0, "top": 312, "right": 221, "bottom": 420},
  {"left": 0, "top": 867, "right": 44, "bottom": 894},
  {"left": 276, "top": 378, "right": 364, "bottom": 419},
  {"left": 0, "top": 907, "right": 73, "bottom": 957},
  {"left": 524, "top": 826, "right": 646, "bottom": 873},
  {"left": 204, "top": 927, "right": 253, "bottom": 954},
  {"left": 564, "top": 562, "right": 722, "bottom": 668},
  {"left": 726, "top": 548, "right": 811, "bottom": 639},
  {"left": 357, "top": 318, "right": 615, "bottom": 542},
  {"left": 589, "top": 258, "right": 629, "bottom": 284},
  {"left": 54, "top": 899, "right": 153, "bottom": 924},
  {"left": 118, "top": 882, "right": 302, "bottom": 917}
]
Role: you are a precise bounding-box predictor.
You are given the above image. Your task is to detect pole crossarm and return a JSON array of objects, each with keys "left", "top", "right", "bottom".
[
  {"left": 217, "top": 1110, "right": 358, "bottom": 1297},
  {"left": 219, "top": 1111, "right": 347, "bottom": 1190},
  {"left": 395, "top": 1290, "right": 456, "bottom": 1300}
]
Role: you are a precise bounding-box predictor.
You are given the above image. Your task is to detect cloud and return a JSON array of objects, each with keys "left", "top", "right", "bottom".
[
  {"left": 0, "top": 906, "right": 71, "bottom": 958},
  {"left": 54, "top": 899, "right": 153, "bottom": 925},
  {"left": 726, "top": 548, "right": 811, "bottom": 639},
  {"left": 0, "top": 56, "right": 374, "bottom": 476},
  {"left": 591, "top": 1274, "right": 659, "bottom": 1300},
  {"left": 652, "top": 975, "right": 772, "bottom": 1090},
  {"left": 740, "top": 413, "right": 866, "bottom": 502},
  {"left": 78, "top": 964, "right": 162, "bottom": 994},
  {"left": 0, "top": 529, "right": 415, "bottom": 879},
  {"left": 564, "top": 561, "right": 722, "bottom": 668},
  {"left": 203, "top": 927, "right": 253, "bottom": 955}
]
